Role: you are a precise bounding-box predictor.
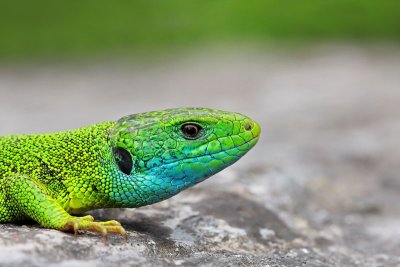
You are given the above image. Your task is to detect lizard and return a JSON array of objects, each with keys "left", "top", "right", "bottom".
[{"left": 0, "top": 108, "right": 260, "bottom": 238}]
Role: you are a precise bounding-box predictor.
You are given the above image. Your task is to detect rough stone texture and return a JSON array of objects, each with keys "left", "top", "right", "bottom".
[{"left": 0, "top": 45, "right": 399, "bottom": 266}]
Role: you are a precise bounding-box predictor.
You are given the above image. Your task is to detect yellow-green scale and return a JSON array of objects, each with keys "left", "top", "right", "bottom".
[{"left": 0, "top": 122, "right": 116, "bottom": 219}]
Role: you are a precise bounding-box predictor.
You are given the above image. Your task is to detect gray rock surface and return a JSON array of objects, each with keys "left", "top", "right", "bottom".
[{"left": 0, "top": 45, "right": 399, "bottom": 266}]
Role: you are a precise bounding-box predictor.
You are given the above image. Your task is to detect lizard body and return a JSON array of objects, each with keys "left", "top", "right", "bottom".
[{"left": 0, "top": 108, "right": 260, "bottom": 237}]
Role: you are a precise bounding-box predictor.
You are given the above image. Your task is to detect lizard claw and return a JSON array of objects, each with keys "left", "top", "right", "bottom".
[
  {"left": 72, "top": 221, "right": 79, "bottom": 238},
  {"left": 64, "top": 216, "right": 126, "bottom": 240}
]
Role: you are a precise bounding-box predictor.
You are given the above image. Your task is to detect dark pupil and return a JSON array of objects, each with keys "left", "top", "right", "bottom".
[
  {"left": 182, "top": 124, "right": 201, "bottom": 138},
  {"left": 112, "top": 147, "right": 133, "bottom": 175}
]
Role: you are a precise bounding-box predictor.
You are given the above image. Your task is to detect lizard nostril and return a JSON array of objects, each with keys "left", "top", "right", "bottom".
[{"left": 245, "top": 123, "right": 252, "bottom": 131}]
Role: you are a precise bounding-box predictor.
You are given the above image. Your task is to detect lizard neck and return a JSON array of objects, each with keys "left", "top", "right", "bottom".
[{"left": 106, "top": 172, "right": 184, "bottom": 208}]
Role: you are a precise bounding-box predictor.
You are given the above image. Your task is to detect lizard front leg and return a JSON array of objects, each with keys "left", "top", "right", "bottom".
[{"left": 4, "top": 174, "right": 126, "bottom": 238}]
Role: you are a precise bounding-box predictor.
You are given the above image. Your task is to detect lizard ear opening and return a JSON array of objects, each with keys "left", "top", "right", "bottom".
[{"left": 112, "top": 147, "right": 133, "bottom": 175}]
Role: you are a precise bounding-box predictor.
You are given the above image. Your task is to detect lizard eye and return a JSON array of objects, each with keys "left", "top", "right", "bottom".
[
  {"left": 181, "top": 123, "right": 202, "bottom": 139},
  {"left": 113, "top": 147, "right": 133, "bottom": 175}
]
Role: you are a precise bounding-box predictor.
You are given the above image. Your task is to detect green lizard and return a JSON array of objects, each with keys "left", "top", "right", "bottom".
[{"left": 0, "top": 108, "right": 260, "bottom": 237}]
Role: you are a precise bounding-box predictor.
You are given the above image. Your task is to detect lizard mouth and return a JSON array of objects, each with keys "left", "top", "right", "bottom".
[{"left": 148, "top": 134, "right": 260, "bottom": 172}]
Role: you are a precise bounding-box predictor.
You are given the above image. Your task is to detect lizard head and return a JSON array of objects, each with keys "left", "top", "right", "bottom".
[{"left": 108, "top": 108, "right": 260, "bottom": 207}]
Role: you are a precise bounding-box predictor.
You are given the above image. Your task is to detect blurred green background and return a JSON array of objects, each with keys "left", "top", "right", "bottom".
[{"left": 0, "top": 0, "right": 399, "bottom": 61}]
